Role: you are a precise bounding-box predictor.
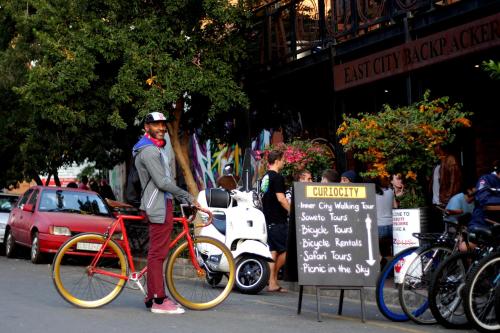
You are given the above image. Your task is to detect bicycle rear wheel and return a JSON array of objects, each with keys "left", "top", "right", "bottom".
[
  {"left": 165, "top": 236, "right": 235, "bottom": 310},
  {"left": 376, "top": 247, "right": 417, "bottom": 322},
  {"left": 428, "top": 251, "right": 473, "bottom": 329},
  {"left": 464, "top": 252, "right": 500, "bottom": 333},
  {"left": 399, "top": 245, "right": 452, "bottom": 324},
  {"left": 52, "top": 233, "right": 128, "bottom": 308}
]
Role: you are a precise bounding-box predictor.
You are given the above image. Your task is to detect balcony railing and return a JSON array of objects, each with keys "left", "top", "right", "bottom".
[{"left": 250, "top": 0, "right": 462, "bottom": 65}]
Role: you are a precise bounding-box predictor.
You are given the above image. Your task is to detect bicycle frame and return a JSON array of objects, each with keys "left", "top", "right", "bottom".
[{"left": 88, "top": 210, "right": 208, "bottom": 294}]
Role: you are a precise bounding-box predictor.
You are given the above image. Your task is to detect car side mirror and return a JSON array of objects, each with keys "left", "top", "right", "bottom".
[{"left": 23, "top": 203, "right": 34, "bottom": 212}]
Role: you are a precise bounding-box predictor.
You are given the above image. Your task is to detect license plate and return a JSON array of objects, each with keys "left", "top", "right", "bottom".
[{"left": 76, "top": 242, "right": 102, "bottom": 251}]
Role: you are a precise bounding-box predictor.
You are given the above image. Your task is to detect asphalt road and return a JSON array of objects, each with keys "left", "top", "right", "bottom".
[{"left": 0, "top": 254, "right": 471, "bottom": 333}]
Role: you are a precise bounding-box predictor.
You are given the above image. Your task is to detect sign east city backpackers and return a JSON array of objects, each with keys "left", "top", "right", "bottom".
[{"left": 334, "top": 13, "right": 500, "bottom": 91}]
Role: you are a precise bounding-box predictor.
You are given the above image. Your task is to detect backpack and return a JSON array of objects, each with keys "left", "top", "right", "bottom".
[{"left": 125, "top": 154, "right": 150, "bottom": 208}]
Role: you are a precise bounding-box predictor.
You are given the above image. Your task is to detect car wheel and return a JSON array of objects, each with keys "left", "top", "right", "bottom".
[
  {"left": 5, "top": 230, "right": 16, "bottom": 258},
  {"left": 31, "top": 232, "right": 44, "bottom": 264}
]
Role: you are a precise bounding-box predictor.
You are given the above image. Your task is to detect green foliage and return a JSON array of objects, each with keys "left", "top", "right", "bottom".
[
  {"left": 482, "top": 60, "right": 500, "bottom": 80},
  {"left": 337, "top": 91, "right": 472, "bottom": 207},
  {"left": 0, "top": 0, "right": 251, "bottom": 188}
]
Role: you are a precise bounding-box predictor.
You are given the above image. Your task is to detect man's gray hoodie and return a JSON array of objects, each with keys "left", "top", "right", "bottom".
[{"left": 133, "top": 135, "right": 193, "bottom": 224}]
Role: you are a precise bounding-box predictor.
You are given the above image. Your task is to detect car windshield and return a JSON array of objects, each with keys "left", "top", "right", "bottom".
[
  {"left": 38, "top": 189, "right": 110, "bottom": 216},
  {"left": 0, "top": 195, "right": 18, "bottom": 213}
]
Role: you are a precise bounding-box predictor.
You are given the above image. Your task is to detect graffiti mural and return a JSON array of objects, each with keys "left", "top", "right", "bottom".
[{"left": 191, "top": 129, "right": 272, "bottom": 190}]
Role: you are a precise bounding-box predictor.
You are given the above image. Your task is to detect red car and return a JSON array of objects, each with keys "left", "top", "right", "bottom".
[{"left": 4, "top": 186, "right": 125, "bottom": 264}]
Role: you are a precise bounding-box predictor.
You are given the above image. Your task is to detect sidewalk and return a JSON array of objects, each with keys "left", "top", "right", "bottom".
[
  {"left": 276, "top": 280, "right": 398, "bottom": 307},
  {"left": 134, "top": 257, "right": 400, "bottom": 307}
]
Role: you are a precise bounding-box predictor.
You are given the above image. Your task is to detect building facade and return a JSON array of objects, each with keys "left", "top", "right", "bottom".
[{"left": 246, "top": 0, "right": 500, "bottom": 184}]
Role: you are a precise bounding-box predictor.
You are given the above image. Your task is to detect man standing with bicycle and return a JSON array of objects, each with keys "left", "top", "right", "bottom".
[{"left": 133, "top": 112, "right": 195, "bottom": 314}]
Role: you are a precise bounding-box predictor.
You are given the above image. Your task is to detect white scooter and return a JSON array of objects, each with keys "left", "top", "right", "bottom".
[{"left": 197, "top": 167, "right": 272, "bottom": 294}]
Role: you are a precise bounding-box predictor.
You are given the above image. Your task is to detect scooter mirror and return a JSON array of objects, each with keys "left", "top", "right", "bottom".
[{"left": 223, "top": 164, "right": 234, "bottom": 176}]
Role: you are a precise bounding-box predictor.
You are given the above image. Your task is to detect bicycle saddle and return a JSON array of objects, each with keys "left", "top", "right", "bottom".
[{"left": 468, "top": 225, "right": 494, "bottom": 245}]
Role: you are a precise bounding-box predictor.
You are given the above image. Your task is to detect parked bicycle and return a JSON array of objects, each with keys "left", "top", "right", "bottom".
[
  {"left": 52, "top": 205, "right": 236, "bottom": 310},
  {"left": 463, "top": 222, "right": 500, "bottom": 332},
  {"left": 376, "top": 207, "right": 463, "bottom": 323},
  {"left": 428, "top": 208, "right": 500, "bottom": 330}
]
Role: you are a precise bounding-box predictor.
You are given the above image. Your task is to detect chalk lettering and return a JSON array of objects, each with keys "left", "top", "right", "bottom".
[
  {"left": 333, "top": 225, "right": 353, "bottom": 234},
  {"left": 301, "top": 225, "right": 329, "bottom": 237},
  {"left": 303, "top": 250, "right": 327, "bottom": 262},
  {"left": 302, "top": 263, "right": 327, "bottom": 273},
  {"left": 330, "top": 250, "right": 352, "bottom": 261},
  {"left": 355, "top": 264, "right": 370, "bottom": 277},
  {"left": 302, "top": 238, "right": 331, "bottom": 250},
  {"left": 335, "top": 238, "right": 362, "bottom": 247},
  {"left": 301, "top": 212, "right": 325, "bottom": 222},
  {"left": 329, "top": 213, "right": 348, "bottom": 221}
]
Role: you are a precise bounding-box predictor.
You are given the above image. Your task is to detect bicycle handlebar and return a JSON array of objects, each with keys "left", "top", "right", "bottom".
[{"left": 180, "top": 204, "right": 213, "bottom": 227}]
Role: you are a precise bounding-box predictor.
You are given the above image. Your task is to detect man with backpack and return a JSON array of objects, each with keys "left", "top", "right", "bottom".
[{"left": 132, "top": 112, "right": 195, "bottom": 314}]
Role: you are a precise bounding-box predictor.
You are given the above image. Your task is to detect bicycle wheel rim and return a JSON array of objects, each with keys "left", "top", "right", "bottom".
[
  {"left": 166, "top": 236, "right": 235, "bottom": 310},
  {"left": 399, "top": 246, "right": 452, "bottom": 324},
  {"left": 465, "top": 253, "right": 500, "bottom": 332},
  {"left": 376, "top": 247, "right": 417, "bottom": 321},
  {"left": 429, "top": 252, "right": 471, "bottom": 328},
  {"left": 52, "top": 233, "right": 128, "bottom": 308}
]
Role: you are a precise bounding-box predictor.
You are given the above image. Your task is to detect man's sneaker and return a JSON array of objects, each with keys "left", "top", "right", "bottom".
[{"left": 151, "top": 298, "right": 185, "bottom": 314}]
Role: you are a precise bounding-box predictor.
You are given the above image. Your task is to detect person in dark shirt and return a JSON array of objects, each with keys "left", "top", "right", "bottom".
[
  {"left": 261, "top": 149, "right": 290, "bottom": 292},
  {"left": 469, "top": 161, "right": 500, "bottom": 229}
]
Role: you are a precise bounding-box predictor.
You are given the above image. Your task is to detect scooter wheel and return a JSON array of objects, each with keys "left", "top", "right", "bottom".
[{"left": 235, "top": 255, "right": 269, "bottom": 294}]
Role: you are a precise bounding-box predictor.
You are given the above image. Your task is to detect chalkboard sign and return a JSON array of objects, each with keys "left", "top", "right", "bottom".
[{"left": 293, "top": 182, "right": 379, "bottom": 287}]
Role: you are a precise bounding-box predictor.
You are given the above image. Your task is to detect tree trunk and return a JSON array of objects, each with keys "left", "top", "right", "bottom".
[
  {"left": 168, "top": 98, "right": 199, "bottom": 198},
  {"left": 33, "top": 174, "right": 43, "bottom": 186},
  {"left": 53, "top": 170, "right": 61, "bottom": 187},
  {"left": 44, "top": 174, "right": 52, "bottom": 186}
]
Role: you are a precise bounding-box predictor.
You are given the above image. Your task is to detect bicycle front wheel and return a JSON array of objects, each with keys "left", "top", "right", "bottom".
[
  {"left": 464, "top": 252, "right": 500, "bottom": 333},
  {"left": 428, "top": 251, "right": 474, "bottom": 329},
  {"left": 165, "top": 236, "right": 235, "bottom": 310},
  {"left": 399, "top": 245, "right": 452, "bottom": 324},
  {"left": 376, "top": 247, "right": 417, "bottom": 322},
  {"left": 52, "top": 233, "right": 128, "bottom": 308}
]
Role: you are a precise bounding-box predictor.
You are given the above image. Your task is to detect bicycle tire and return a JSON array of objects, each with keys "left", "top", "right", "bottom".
[
  {"left": 399, "top": 245, "right": 452, "bottom": 324},
  {"left": 428, "top": 251, "right": 474, "bottom": 329},
  {"left": 165, "top": 236, "right": 235, "bottom": 310},
  {"left": 52, "top": 233, "right": 128, "bottom": 308},
  {"left": 464, "top": 252, "right": 500, "bottom": 333},
  {"left": 376, "top": 247, "right": 417, "bottom": 322},
  {"left": 495, "top": 283, "right": 500, "bottom": 325}
]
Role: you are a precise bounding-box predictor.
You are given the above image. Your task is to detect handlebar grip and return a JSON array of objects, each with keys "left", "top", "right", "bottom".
[{"left": 192, "top": 205, "right": 213, "bottom": 227}]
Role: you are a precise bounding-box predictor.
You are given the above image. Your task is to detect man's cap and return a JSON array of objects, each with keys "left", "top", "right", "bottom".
[{"left": 144, "top": 112, "right": 167, "bottom": 123}]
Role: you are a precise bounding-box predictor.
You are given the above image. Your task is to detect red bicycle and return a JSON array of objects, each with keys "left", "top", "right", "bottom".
[{"left": 51, "top": 205, "right": 235, "bottom": 310}]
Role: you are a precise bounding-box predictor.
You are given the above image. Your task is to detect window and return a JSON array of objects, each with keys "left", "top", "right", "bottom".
[
  {"left": 39, "top": 189, "right": 110, "bottom": 216},
  {"left": 17, "top": 189, "right": 33, "bottom": 209},
  {"left": 27, "top": 190, "right": 39, "bottom": 207},
  {"left": 0, "top": 195, "right": 19, "bottom": 213}
]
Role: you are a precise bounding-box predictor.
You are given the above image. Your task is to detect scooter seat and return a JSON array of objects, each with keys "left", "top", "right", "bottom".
[
  {"left": 206, "top": 188, "right": 231, "bottom": 208},
  {"left": 212, "top": 213, "right": 227, "bottom": 235}
]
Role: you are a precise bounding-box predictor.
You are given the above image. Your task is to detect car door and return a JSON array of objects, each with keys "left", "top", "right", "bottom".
[
  {"left": 9, "top": 189, "right": 33, "bottom": 243},
  {"left": 17, "top": 189, "right": 39, "bottom": 245}
]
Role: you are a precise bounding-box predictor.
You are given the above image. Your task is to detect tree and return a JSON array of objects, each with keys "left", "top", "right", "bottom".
[{"left": 0, "top": 1, "right": 250, "bottom": 195}]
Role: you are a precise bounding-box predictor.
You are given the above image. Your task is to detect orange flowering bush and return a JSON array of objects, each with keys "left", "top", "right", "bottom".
[{"left": 337, "top": 90, "right": 472, "bottom": 207}]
